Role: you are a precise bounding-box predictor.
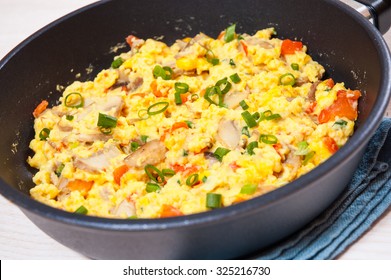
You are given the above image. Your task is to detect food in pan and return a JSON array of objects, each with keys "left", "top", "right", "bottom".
[{"left": 28, "top": 24, "right": 360, "bottom": 218}]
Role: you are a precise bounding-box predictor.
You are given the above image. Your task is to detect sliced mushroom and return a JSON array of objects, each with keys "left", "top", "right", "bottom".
[
  {"left": 278, "top": 150, "right": 301, "bottom": 181},
  {"left": 124, "top": 139, "right": 167, "bottom": 168},
  {"left": 245, "top": 37, "right": 274, "bottom": 49},
  {"left": 216, "top": 120, "right": 241, "bottom": 149},
  {"left": 57, "top": 118, "right": 73, "bottom": 132},
  {"left": 224, "top": 90, "right": 249, "bottom": 109},
  {"left": 74, "top": 145, "right": 121, "bottom": 173},
  {"left": 307, "top": 81, "right": 320, "bottom": 102},
  {"left": 75, "top": 133, "right": 111, "bottom": 143},
  {"left": 56, "top": 177, "right": 70, "bottom": 202},
  {"left": 111, "top": 199, "right": 136, "bottom": 218}
]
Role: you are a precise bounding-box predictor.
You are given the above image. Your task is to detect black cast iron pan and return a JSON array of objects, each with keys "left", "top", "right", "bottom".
[{"left": 0, "top": 0, "right": 390, "bottom": 259}]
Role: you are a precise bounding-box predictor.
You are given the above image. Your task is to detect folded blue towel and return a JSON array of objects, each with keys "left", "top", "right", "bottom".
[{"left": 256, "top": 118, "right": 391, "bottom": 260}]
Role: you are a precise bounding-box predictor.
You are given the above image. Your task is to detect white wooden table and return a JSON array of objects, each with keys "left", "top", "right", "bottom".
[{"left": 0, "top": 0, "right": 390, "bottom": 259}]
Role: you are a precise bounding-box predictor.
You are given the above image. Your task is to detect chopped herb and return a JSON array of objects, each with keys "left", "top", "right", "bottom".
[
  {"left": 65, "top": 115, "right": 74, "bottom": 121},
  {"left": 241, "top": 111, "right": 257, "bottom": 128},
  {"left": 111, "top": 57, "right": 124, "bottom": 69},
  {"left": 140, "top": 135, "right": 149, "bottom": 143},
  {"left": 246, "top": 141, "right": 259, "bottom": 155},
  {"left": 74, "top": 205, "right": 88, "bottom": 215},
  {"left": 240, "top": 184, "right": 257, "bottom": 195},
  {"left": 206, "top": 193, "right": 222, "bottom": 208},
  {"left": 39, "top": 128, "right": 50, "bottom": 141},
  {"left": 241, "top": 126, "right": 250, "bottom": 137},
  {"left": 130, "top": 142, "right": 140, "bottom": 152},
  {"left": 214, "top": 147, "right": 231, "bottom": 161},
  {"left": 224, "top": 23, "right": 236, "bottom": 43},
  {"left": 55, "top": 163, "right": 65, "bottom": 177}
]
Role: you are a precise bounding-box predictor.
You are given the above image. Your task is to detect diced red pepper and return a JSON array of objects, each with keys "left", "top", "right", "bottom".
[
  {"left": 281, "top": 39, "right": 303, "bottom": 55},
  {"left": 323, "top": 136, "right": 339, "bottom": 154},
  {"left": 318, "top": 90, "right": 361, "bottom": 123}
]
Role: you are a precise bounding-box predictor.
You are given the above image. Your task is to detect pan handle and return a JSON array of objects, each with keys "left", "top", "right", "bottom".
[{"left": 354, "top": 0, "right": 391, "bottom": 34}]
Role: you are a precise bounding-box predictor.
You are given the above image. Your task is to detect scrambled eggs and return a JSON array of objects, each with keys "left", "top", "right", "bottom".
[{"left": 28, "top": 25, "right": 360, "bottom": 218}]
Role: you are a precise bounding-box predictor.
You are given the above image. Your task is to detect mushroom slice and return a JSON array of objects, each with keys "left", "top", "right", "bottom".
[
  {"left": 216, "top": 120, "right": 241, "bottom": 149},
  {"left": 124, "top": 140, "right": 167, "bottom": 168},
  {"left": 224, "top": 90, "right": 249, "bottom": 109},
  {"left": 74, "top": 146, "right": 121, "bottom": 173},
  {"left": 111, "top": 199, "right": 136, "bottom": 218},
  {"left": 75, "top": 133, "right": 111, "bottom": 143},
  {"left": 245, "top": 37, "right": 274, "bottom": 49}
]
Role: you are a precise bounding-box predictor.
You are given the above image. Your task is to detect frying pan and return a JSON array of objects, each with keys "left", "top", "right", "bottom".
[{"left": 0, "top": 0, "right": 390, "bottom": 259}]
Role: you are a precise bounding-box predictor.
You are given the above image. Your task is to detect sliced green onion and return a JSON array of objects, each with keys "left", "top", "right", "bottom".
[
  {"left": 237, "top": 34, "right": 244, "bottom": 40},
  {"left": 241, "top": 126, "right": 250, "bottom": 137},
  {"left": 175, "top": 91, "right": 183, "bottom": 105},
  {"left": 240, "top": 184, "right": 257, "bottom": 195},
  {"left": 205, "top": 49, "right": 219, "bottom": 65},
  {"left": 184, "top": 120, "right": 194, "bottom": 128},
  {"left": 230, "top": 73, "right": 241, "bottom": 84},
  {"left": 140, "top": 135, "right": 149, "bottom": 143},
  {"left": 111, "top": 57, "right": 124, "bottom": 69},
  {"left": 202, "top": 176, "right": 208, "bottom": 183},
  {"left": 333, "top": 119, "right": 348, "bottom": 128},
  {"left": 138, "top": 109, "right": 149, "bottom": 120},
  {"left": 204, "top": 86, "right": 223, "bottom": 106},
  {"left": 241, "top": 110, "right": 257, "bottom": 128},
  {"left": 144, "top": 164, "right": 165, "bottom": 184},
  {"left": 295, "top": 141, "right": 311, "bottom": 156},
  {"left": 99, "top": 127, "right": 113, "bottom": 135},
  {"left": 214, "top": 147, "right": 231, "bottom": 162},
  {"left": 153, "top": 65, "right": 173, "bottom": 80},
  {"left": 130, "top": 142, "right": 140, "bottom": 152},
  {"left": 147, "top": 101, "right": 169, "bottom": 115},
  {"left": 65, "top": 115, "right": 74, "bottom": 121},
  {"left": 229, "top": 59, "right": 236, "bottom": 67},
  {"left": 279, "top": 73, "right": 296, "bottom": 86},
  {"left": 97, "top": 113, "right": 117, "bottom": 128},
  {"left": 39, "top": 128, "right": 50, "bottom": 141},
  {"left": 260, "top": 134, "right": 278, "bottom": 144},
  {"left": 252, "top": 112, "right": 260, "bottom": 121},
  {"left": 55, "top": 163, "right": 65, "bottom": 177},
  {"left": 64, "top": 92, "right": 84, "bottom": 108},
  {"left": 291, "top": 63, "right": 299, "bottom": 71},
  {"left": 239, "top": 100, "right": 249, "bottom": 110},
  {"left": 206, "top": 193, "right": 222, "bottom": 208},
  {"left": 175, "top": 82, "right": 189, "bottom": 94},
  {"left": 186, "top": 173, "right": 199, "bottom": 187},
  {"left": 216, "top": 77, "right": 232, "bottom": 94},
  {"left": 127, "top": 215, "right": 138, "bottom": 219},
  {"left": 146, "top": 182, "right": 161, "bottom": 193},
  {"left": 74, "top": 205, "right": 88, "bottom": 215},
  {"left": 246, "top": 141, "right": 259, "bottom": 155},
  {"left": 183, "top": 150, "right": 189, "bottom": 157},
  {"left": 260, "top": 110, "right": 282, "bottom": 121},
  {"left": 162, "top": 168, "right": 176, "bottom": 177},
  {"left": 303, "top": 151, "right": 315, "bottom": 165},
  {"left": 191, "top": 93, "right": 199, "bottom": 101},
  {"left": 224, "top": 23, "right": 236, "bottom": 43}
]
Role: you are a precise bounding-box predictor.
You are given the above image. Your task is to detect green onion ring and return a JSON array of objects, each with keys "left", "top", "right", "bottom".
[
  {"left": 216, "top": 77, "right": 232, "bottom": 94},
  {"left": 64, "top": 92, "right": 84, "bottom": 108},
  {"left": 39, "top": 128, "right": 50, "bottom": 141},
  {"left": 144, "top": 164, "right": 165, "bottom": 184},
  {"left": 146, "top": 182, "right": 161, "bottom": 193},
  {"left": 186, "top": 173, "right": 199, "bottom": 187},
  {"left": 162, "top": 168, "right": 176, "bottom": 177},
  {"left": 260, "top": 134, "right": 278, "bottom": 144},
  {"left": 279, "top": 73, "right": 296, "bottom": 86},
  {"left": 175, "top": 82, "right": 189, "bottom": 94},
  {"left": 147, "top": 101, "right": 169, "bottom": 115}
]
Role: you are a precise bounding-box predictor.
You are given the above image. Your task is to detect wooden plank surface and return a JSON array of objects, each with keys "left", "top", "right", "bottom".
[{"left": 0, "top": 0, "right": 390, "bottom": 259}]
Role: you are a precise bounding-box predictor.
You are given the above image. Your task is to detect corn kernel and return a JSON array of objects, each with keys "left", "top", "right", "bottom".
[{"left": 176, "top": 57, "right": 197, "bottom": 71}]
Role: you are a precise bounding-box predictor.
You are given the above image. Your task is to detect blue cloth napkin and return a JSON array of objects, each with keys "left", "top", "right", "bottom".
[{"left": 255, "top": 118, "right": 391, "bottom": 260}]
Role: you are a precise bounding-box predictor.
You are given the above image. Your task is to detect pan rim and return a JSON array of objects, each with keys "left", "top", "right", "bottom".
[{"left": 0, "top": 0, "right": 390, "bottom": 232}]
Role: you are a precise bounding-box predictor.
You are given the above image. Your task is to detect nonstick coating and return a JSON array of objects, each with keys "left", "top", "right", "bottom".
[{"left": 0, "top": 0, "right": 390, "bottom": 259}]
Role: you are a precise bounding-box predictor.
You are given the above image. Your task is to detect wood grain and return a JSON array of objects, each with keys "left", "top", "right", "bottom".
[{"left": 0, "top": 0, "right": 390, "bottom": 260}]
